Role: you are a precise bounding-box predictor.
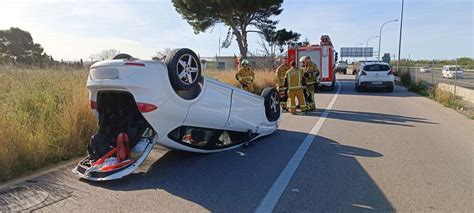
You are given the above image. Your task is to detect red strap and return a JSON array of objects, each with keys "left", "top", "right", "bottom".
[
  {"left": 116, "top": 133, "right": 131, "bottom": 162},
  {"left": 101, "top": 159, "right": 133, "bottom": 171},
  {"left": 92, "top": 148, "right": 117, "bottom": 166}
]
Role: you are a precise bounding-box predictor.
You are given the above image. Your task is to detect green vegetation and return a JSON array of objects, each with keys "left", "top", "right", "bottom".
[
  {"left": 407, "top": 80, "right": 429, "bottom": 96},
  {"left": 391, "top": 57, "right": 474, "bottom": 68},
  {"left": 399, "top": 78, "right": 469, "bottom": 117},
  {"left": 0, "top": 27, "right": 52, "bottom": 66},
  {"left": 172, "top": 0, "right": 284, "bottom": 58}
]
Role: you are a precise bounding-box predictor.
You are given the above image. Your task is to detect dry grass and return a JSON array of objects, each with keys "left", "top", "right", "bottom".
[
  {"left": 203, "top": 69, "right": 277, "bottom": 94},
  {"left": 431, "top": 86, "right": 465, "bottom": 110},
  {"left": 0, "top": 66, "right": 96, "bottom": 182}
]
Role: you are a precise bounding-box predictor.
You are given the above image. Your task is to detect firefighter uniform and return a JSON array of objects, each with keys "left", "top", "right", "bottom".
[
  {"left": 275, "top": 63, "right": 289, "bottom": 88},
  {"left": 235, "top": 66, "right": 255, "bottom": 92},
  {"left": 303, "top": 61, "right": 320, "bottom": 110},
  {"left": 284, "top": 67, "right": 307, "bottom": 113},
  {"left": 275, "top": 63, "right": 290, "bottom": 109}
]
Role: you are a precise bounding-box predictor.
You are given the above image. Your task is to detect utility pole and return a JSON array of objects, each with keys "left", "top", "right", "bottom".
[{"left": 396, "top": 0, "right": 405, "bottom": 73}]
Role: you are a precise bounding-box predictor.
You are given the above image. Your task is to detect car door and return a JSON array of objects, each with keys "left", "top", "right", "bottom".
[{"left": 183, "top": 79, "right": 232, "bottom": 130}]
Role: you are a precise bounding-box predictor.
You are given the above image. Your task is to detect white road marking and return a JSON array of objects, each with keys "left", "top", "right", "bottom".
[{"left": 255, "top": 82, "right": 341, "bottom": 213}]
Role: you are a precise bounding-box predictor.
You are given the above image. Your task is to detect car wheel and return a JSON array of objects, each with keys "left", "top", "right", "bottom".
[
  {"left": 355, "top": 85, "right": 361, "bottom": 92},
  {"left": 387, "top": 85, "right": 394, "bottom": 92},
  {"left": 344, "top": 69, "right": 347, "bottom": 75},
  {"left": 261, "top": 87, "right": 281, "bottom": 122},
  {"left": 164, "top": 48, "right": 202, "bottom": 91}
]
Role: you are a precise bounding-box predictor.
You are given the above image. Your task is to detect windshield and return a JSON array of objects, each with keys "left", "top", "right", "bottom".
[
  {"left": 363, "top": 64, "right": 391, "bottom": 71},
  {"left": 448, "top": 67, "right": 462, "bottom": 71}
]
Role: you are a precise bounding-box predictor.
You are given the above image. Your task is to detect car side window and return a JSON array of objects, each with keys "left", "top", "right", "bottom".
[{"left": 168, "top": 126, "right": 250, "bottom": 149}]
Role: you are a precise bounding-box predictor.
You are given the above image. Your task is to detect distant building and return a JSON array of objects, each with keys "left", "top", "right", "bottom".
[{"left": 201, "top": 56, "right": 275, "bottom": 70}]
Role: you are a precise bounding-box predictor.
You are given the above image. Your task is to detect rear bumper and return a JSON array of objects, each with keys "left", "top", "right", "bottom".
[{"left": 358, "top": 81, "right": 393, "bottom": 88}]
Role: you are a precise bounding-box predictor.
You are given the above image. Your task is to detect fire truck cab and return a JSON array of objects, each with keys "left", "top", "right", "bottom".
[{"left": 287, "top": 35, "right": 337, "bottom": 90}]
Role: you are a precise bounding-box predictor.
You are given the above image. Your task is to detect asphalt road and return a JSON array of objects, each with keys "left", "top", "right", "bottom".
[
  {"left": 408, "top": 68, "right": 474, "bottom": 89},
  {"left": 1, "top": 75, "right": 473, "bottom": 212}
]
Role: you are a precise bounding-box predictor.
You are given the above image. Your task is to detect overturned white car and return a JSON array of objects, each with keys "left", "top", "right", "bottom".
[{"left": 73, "top": 48, "right": 281, "bottom": 181}]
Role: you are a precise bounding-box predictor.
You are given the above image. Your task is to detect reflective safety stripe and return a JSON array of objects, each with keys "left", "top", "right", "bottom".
[
  {"left": 288, "top": 69, "right": 302, "bottom": 90},
  {"left": 241, "top": 76, "right": 253, "bottom": 80},
  {"left": 289, "top": 86, "right": 302, "bottom": 90},
  {"left": 307, "top": 81, "right": 316, "bottom": 85}
]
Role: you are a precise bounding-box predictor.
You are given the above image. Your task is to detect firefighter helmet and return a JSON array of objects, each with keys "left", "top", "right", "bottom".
[{"left": 299, "top": 56, "right": 310, "bottom": 62}]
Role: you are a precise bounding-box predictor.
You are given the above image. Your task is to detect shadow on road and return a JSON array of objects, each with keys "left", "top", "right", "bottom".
[
  {"left": 83, "top": 130, "right": 394, "bottom": 212},
  {"left": 304, "top": 109, "right": 438, "bottom": 127}
]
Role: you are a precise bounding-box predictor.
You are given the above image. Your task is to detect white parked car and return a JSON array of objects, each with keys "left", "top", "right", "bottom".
[
  {"left": 442, "top": 65, "right": 464, "bottom": 79},
  {"left": 73, "top": 48, "right": 281, "bottom": 181},
  {"left": 419, "top": 66, "right": 431, "bottom": 73},
  {"left": 355, "top": 62, "right": 394, "bottom": 92}
]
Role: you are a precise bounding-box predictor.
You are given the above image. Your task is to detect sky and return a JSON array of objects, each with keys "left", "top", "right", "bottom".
[{"left": 0, "top": 0, "right": 472, "bottom": 61}]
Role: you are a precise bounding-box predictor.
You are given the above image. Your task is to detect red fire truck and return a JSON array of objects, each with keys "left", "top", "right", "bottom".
[{"left": 287, "top": 35, "right": 337, "bottom": 90}]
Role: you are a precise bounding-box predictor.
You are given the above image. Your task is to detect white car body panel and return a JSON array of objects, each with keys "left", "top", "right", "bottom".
[
  {"left": 355, "top": 62, "right": 394, "bottom": 89},
  {"left": 184, "top": 80, "right": 232, "bottom": 129},
  {"left": 77, "top": 49, "right": 281, "bottom": 181}
]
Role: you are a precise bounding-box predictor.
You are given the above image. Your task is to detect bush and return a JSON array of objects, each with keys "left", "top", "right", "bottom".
[
  {"left": 397, "top": 70, "right": 412, "bottom": 87},
  {"left": 408, "top": 80, "right": 429, "bottom": 96}
]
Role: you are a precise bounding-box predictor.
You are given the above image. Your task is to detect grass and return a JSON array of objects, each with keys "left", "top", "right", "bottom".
[
  {"left": 0, "top": 67, "right": 277, "bottom": 183},
  {"left": 402, "top": 79, "right": 471, "bottom": 118},
  {"left": 430, "top": 87, "right": 465, "bottom": 110},
  {"left": 0, "top": 66, "right": 96, "bottom": 183},
  {"left": 203, "top": 69, "right": 276, "bottom": 94}
]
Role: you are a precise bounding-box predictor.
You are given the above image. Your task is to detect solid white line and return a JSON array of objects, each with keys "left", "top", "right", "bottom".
[{"left": 255, "top": 82, "right": 341, "bottom": 213}]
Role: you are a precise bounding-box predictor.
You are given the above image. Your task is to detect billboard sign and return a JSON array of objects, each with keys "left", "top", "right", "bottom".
[{"left": 340, "top": 47, "right": 373, "bottom": 57}]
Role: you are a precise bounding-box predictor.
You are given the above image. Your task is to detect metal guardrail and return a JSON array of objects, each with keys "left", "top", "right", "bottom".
[{"left": 394, "top": 76, "right": 401, "bottom": 82}]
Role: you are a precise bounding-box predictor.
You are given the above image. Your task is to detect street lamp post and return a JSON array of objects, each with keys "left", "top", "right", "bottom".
[
  {"left": 378, "top": 19, "right": 398, "bottom": 61},
  {"left": 397, "top": 0, "right": 405, "bottom": 73},
  {"left": 365, "top": 36, "right": 379, "bottom": 61}
]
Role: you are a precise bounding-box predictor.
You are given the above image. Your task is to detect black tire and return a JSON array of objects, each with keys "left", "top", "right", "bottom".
[
  {"left": 164, "top": 48, "right": 202, "bottom": 91},
  {"left": 261, "top": 87, "right": 281, "bottom": 122},
  {"left": 343, "top": 69, "right": 347, "bottom": 75},
  {"left": 387, "top": 85, "right": 394, "bottom": 92},
  {"left": 113, "top": 53, "right": 133, "bottom": 60},
  {"left": 328, "top": 75, "right": 336, "bottom": 91}
]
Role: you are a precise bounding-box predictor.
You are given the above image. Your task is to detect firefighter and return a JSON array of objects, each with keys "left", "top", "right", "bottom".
[
  {"left": 300, "top": 56, "right": 320, "bottom": 111},
  {"left": 275, "top": 57, "right": 289, "bottom": 88},
  {"left": 284, "top": 61, "right": 307, "bottom": 114},
  {"left": 235, "top": 59, "right": 255, "bottom": 92},
  {"left": 275, "top": 57, "right": 289, "bottom": 110}
]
